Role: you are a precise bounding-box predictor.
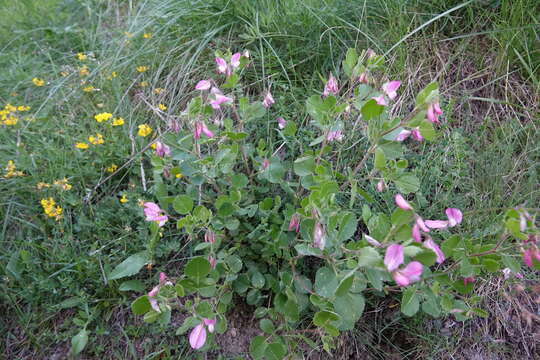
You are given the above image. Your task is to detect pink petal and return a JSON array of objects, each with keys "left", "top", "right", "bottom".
[
  {"left": 395, "top": 194, "right": 413, "bottom": 211},
  {"left": 144, "top": 202, "right": 161, "bottom": 213},
  {"left": 201, "top": 123, "right": 214, "bottom": 138},
  {"left": 365, "top": 235, "right": 381, "bottom": 247},
  {"left": 148, "top": 297, "right": 161, "bottom": 313},
  {"left": 210, "top": 94, "right": 233, "bottom": 109},
  {"left": 148, "top": 285, "right": 159, "bottom": 297},
  {"left": 426, "top": 103, "right": 440, "bottom": 124},
  {"left": 376, "top": 180, "right": 385, "bottom": 192},
  {"left": 445, "top": 208, "right": 463, "bottom": 227},
  {"left": 433, "top": 102, "right": 443, "bottom": 115},
  {"left": 204, "top": 318, "right": 216, "bottom": 333},
  {"left": 384, "top": 244, "right": 404, "bottom": 272},
  {"left": 382, "top": 81, "right": 401, "bottom": 100},
  {"left": 323, "top": 74, "right": 338, "bottom": 97},
  {"left": 230, "top": 53, "right": 241, "bottom": 68},
  {"left": 395, "top": 129, "right": 411, "bottom": 142},
  {"left": 412, "top": 224, "right": 422, "bottom": 242},
  {"left": 277, "top": 117, "right": 286, "bottom": 129},
  {"left": 215, "top": 57, "right": 227, "bottom": 74},
  {"left": 159, "top": 272, "right": 166, "bottom": 283},
  {"left": 194, "top": 122, "right": 202, "bottom": 139},
  {"left": 392, "top": 271, "right": 411, "bottom": 287},
  {"left": 372, "top": 95, "right": 387, "bottom": 106},
  {"left": 262, "top": 92, "right": 275, "bottom": 108},
  {"left": 411, "top": 129, "right": 423, "bottom": 141},
  {"left": 358, "top": 73, "right": 368, "bottom": 84},
  {"left": 423, "top": 238, "right": 445, "bottom": 264},
  {"left": 288, "top": 214, "right": 300, "bottom": 232},
  {"left": 313, "top": 222, "right": 326, "bottom": 250},
  {"left": 424, "top": 220, "right": 449, "bottom": 229},
  {"left": 523, "top": 249, "right": 533, "bottom": 267},
  {"left": 400, "top": 261, "right": 423, "bottom": 282},
  {"left": 326, "top": 130, "right": 343, "bottom": 142},
  {"left": 208, "top": 256, "right": 217, "bottom": 269},
  {"left": 189, "top": 324, "right": 207, "bottom": 350},
  {"left": 205, "top": 229, "right": 216, "bottom": 243},
  {"left": 416, "top": 217, "right": 430, "bottom": 232},
  {"left": 463, "top": 277, "right": 475, "bottom": 285},
  {"left": 195, "top": 80, "right": 211, "bottom": 90}
]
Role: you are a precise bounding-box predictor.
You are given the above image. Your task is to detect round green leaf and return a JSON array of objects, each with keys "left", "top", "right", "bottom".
[
  {"left": 173, "top": 195, "right": 193, "bottom": 215},
  {"left": 185, "top": 257, "right": 211, "bottom": 279}
]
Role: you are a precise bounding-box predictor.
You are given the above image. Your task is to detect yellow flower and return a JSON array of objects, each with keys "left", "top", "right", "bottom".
[
  {"left": 37, "top": 182, "right": 51, "bottom": 190},
  {"left": 158, "top": 103, "right": 167, "bottom": 111},
  {"left": 150, "top": 143, "right": 157, "bottom": 149},
  {"left": 54, "top": 178, "right": 72, "bottom": 191},
  {"left": 32, "top": 78, "right": 45, "bottom": 86},
  {"left": 83, "top": 86, "right": 95, "bottom": 92},
  {"left": 88, "top": 133, "right": 104, "bottom": 145},
  {"left": 60, "top": 71, "right": 69, "bottom": 77},
  {"left": 77, "top": 53, "right": 87, "bottom": 61},
  {"left": 154, "top": 88, "right": 164, "bottom": 95},
  {"left": 17, "top": 105, "right": 30, "bottom": 111},
  {"left": 94, "top": 112, "right": 113, "bottom": 122},
  {"left": 106, "top": 164, "right": 118, "bottom": 173},
  {"left": 75, "top": 142, "right": 89, "bottom": 149},
  {"left": 4, "top": 160, "right": 25, "bottom": 178},
  {"left": 79, "top": 65, "right": 90, "bottom": 76},
  {"left": 139, "top": 81, "right": 149, "bottom": 87},
  {"left": 137, "top": 199, "right": 145, "bottom": 207},
  {"left": 120, "top": 194, "right": 129, "bottom": 204},
  {"left": 40, "top": 197, "right": 62, "bottom": 220},
  {"left": 143, "top": 33, "right": 152, "bottom": 39},
  {"left": 107, "top": 71, "right": 118, "bottom": 80},
  {"left": 136, "top": 66, "right": 149, "bottom": 73},
  {"left": 4, "top": 104, "right": 17, "bottom": 112},
  {"left": 3, "top": 116, "right": 18, "bottom": 126},
  {"left": 175, "top": 173, "right": 183, "bottom": 179},
  {"left": 112, "top": 117, "right": 124, "bottom": 126},
  {"left": 137, "top": 124, "right": 152, "bottom": 137}
]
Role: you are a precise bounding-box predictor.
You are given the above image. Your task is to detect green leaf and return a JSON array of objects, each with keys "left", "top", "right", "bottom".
[
  {"left": 295, "top": 244, "right": 322, "bottom": 256},
  {"left": 108, "top": 252, "right": 148, "bottom": 281},
  {"left": 251, "top": 272, "right": 266, "bottom": 289},
  {"left": 173, "top": 195, "right": 193, "bottom": 215},
  {"left": 250, "top": 336, "right": 268, "bottom": 360},
  {"left": 401, "top": 287, "right": 420, "bottom": 316},
  {"left": 415, "top": 82, "right": 439, "bottom": 106},
  {"left": 185, "top": 257, "right": 211, "bottom": 279},
  {"left": 334, "top": 293, "right": 365, "bottom": 329},
  {"left": 422, "top": 297, "right": 441, "bottom": 317},
  {"left": 441, "top": 235, "right": 461, "bottom": 257},
  {"left": 260, "top": 318, "right": 275, "bottom": 334},
  {"left": 314, "top": 267, "right": 339, "bottom": 298},
  {"left": 361, "top": 99, "right": 384, "bottom": 120},
  {"left": 394, "top": 173, "right": 420, "bottom": 194},
  {"left": 343, "top": 48, "right": 358, "bottom": 77},
  {"left": 265, "top": 342, "right": 287, "bottom": 360},
  {"left": 218, "top": 202, "right": 235, "bottom": 217},
  {"left": 338, "top": 213, "right": 357, "bottom": 242},
  {"left": 131, "top": 296, "right": 151, "bottom": 315},
  {"left": 391, "top": 208, "right": 414, "bottom": 227},
  {"left": 283, "top": 121, "right": 297, "bottom": 136},
  {"left": 231, "top": 174, "right": 248, "bottom": 188},
  {"left": 58, "top": 297, "right": 84, "bottom": 309},
  {"left": 71, "top": 329, "right": 89, "bottom": 356},
  {"left": 193, "top": 205, "right": 211, "bottom": 223},
  {"left": 482, "top": 258, "right": 501, "bottom": 272},
  {"left": 374, "top": 147, "right": 386, "bottom": 170},
  {"left": 502, "top": 254, "right": 521, "bottom": 273},
  {"left": 335, "top": 276, "right": 354, "bottom": 296},
  {"left": 313, "top": 310, "right": 340, "bottom": 327},
  {"left": 357, "top": 247, "right": 382, "bottom": 267},
  {"left": 294, "top": 156, "right": 316, "bottom": 177},
  {"left": 119, "top": 280, "right": 145, "bottom": 292}
]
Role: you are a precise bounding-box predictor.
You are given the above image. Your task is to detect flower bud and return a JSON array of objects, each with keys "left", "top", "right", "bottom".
[
  {"left": 204, "top": 229, "right": 216, "bottom": 244},
  {"left": 313, "top": 222, "right": 326, "bottom": 250}
]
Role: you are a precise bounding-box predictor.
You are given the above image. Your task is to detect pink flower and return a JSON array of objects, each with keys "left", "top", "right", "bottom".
[
  {"left": 358, "top": 73, "right": 369, "bottom": 84},
  {"left": 208, "top": 256, "right": 217, "bottom": 269},
  {"left": 215, "top": 57, "right": 228, "bottom": 74},
  {"left": 155, "top": 141, "right": 171, "bottom": 157},
  {"left": 427, "top": 102, "right": 443, "bottom": 124},
  {"left": 201, "top": 122, "right": 214, "bottom": 138},
  {"left": 210, "top": 94, "right": 233, "bottom": 109},
  {"left": 147, "top": 286, "right": 161, "bottom": 313},
  {"left": 411, "top": 128, "right": 423, "bottom": 141},
  {"left": 313, "top": 222, "right": 326, "bottom": 250},
  {"left": 384, "top": 244, "right": 404, "bottom": 272},
  {"left": 277, "top": 117, "right": 286, "bottom": 129},
  {"left": 159, "top": 272, "right": 167, "bottom": 283},
  {"left": 204, "top": 318, "right": 216, "bottom": 333},
  {"left": 424, "top": 220, "right": 449, "bottom": 229},
  {"left": 395, "top": 194, "right": 413, "bottom": 211},
  {"left": 395, "top": 129, "right": 412, "bottom": 142},
  {"left": 393, "top": 261, "right": 423, "bottom": 287},
  {"left": 262, "top": 159, "right": 270, "bottom": 170},
  {"left": 189, "top": 323, "right": 206, "bottom": 349},
  {"left": 194, "top": 121, "right": 214, "bottom": 139},
  {"left": 502, "top": 267, "right": 523, "bottom": 279},
  {"left": 323, "top": 74, "right": 339, "bottom": 97},
  {"left": 205, "top": 229, "right": 216, "bottom": 243},
  {"left": 143, "top": 202, "right": 168, "bottom": 227},
  {"left": 523, "top": 248, "right": 534, "bottom": 267},
  {"left": 364, "top": 235, "right": 382, "bottom": 247},
  {"left": 288, "top": 214, "right": 300, "bottom": 232},
  {"left": 372, "top": 95, "right": 387, "bottom": 106},
  {"left": 230, "top": 53, "right": 241, "bottom": 68},
  {"left": 445, "top": 208, "right": 463, "bottom": 227},
  {"left": 195, "top": 80, "right": 212, "bottom": 90},
  {"left": 262, "top": 91, "right": 275, "bottom": 108},
  {"left": 463, "top": 277, "right": 475, "bottom": 286},
  {"left": 423, "top": 238, "right": 445, "bottom": 264},
  {"left": 382, "top": 81, "right": 401, "bottom": 100},
  {"left": 416, "top": 217, "right": 430, "bottom": 232},
  {"left": 412, "top": 224, "right": 422, "bottom": 242},
  {"left": 326, "top": 130, "right": 343, "bottom": 142},
  {"left": 376, "top": 180, "right": 385, "bottom": 192}
]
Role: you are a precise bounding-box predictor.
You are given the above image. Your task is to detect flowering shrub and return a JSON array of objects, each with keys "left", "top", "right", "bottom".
[{"left": 119, "top": 49, "right": 539, "bottom": 357}]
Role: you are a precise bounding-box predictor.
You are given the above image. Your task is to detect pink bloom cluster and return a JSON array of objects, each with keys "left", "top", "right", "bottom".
[
  {"left": 189, "top": 318, "right": 216, "bottom": 350},
  {"left": 215, "top": 51, "right": 247, "bottom": 76},
  {"left": 372, "top": 80, "right": 401, "bottom": 106},
  {"left": 154, "top": 141, "right": 171, "bottom": 157},
  {"left": 144, "top": 202, "right": 168, "bottom": 227},
  {"left": 147, "top": 272, "right": 173, "bottom": 313},
  {"left": 384, "top": 244, "right": 423, "bottom": 286},
  {"left": 323, "top": 74, "right": 339, "bottom": 97},
  {"left": 194, "top": 121, "right": 214, "bottom": 139}
]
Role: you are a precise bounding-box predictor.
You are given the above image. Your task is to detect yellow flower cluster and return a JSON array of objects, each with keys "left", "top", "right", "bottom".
[
  {"left": 120, "top": 194, "right": 129, "bottom": 203},
  {"left": 143, "top": 33, "right": 152, "bottom": 39},
  {"left": 158, "top": 103, "right": 167, "bottom": 111},
  {"left": 37, "top": 182, "right": 51, "bottom": 190},
  {"left": 1, "top": 103, "right": 31, "bottom": 126},
  {"left": 88, "top": 133, "right": 105, "bottom": 145},
  {"left": 106, "top": 164, "right": 118, "bottom": 173},
  {"left": 107, "top": 71, "right": 118, "bottom": 80},
  {"left": 75, "top": 142, "right": 89, "bottom": 149},
  {"left": 4, "top": 160, "right": 25, "bottom": 178},
  {"left": 77, "top": 53, "right": 87, "bottom": 61},
  {"left": 79, "top": 65, "right": 90, "bottom": 76},
  {"left": 40, "top": 198, "right": 63, "bottom": 220},
  {"left": 138, "top": 124, "right": 152, "bottom": 137},
  {"left": 83, "top": 86, "right": 96, "bottom": 92},
  {"left": 154, "top": 88, "right": 164, "bottom": 95},
  {"left": 112, "top": 117, "right": 124, "bottom": 126},
  {"left": 136, "top": 66, "right": 149, "bottom": 73},
  {"left": 32, "top": 78, "right": 45, "bottom": 86},
  {"left": 94, "top": 112, "right": 113, "bottom": 122},
  {"left": 54, "top": 178, "right": 72, "bottom": 191}
]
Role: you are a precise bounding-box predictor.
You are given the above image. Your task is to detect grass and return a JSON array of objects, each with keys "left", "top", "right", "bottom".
[{"left": 0, "top": 0, "right": 538, "bottom": 358}]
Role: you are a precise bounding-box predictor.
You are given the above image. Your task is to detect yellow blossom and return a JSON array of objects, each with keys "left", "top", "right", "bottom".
[
  {"left": 40, "top": 197, "right": 63, "bottom": 220},
  {"left": 136, "top": 66, "right": 149, "bottom": 73},
  {"left": 4, "top": 160, "right": 25, "bottom": 178},
  {"left": 32, "top": 78, "right": 45, "bottom": 86},
  {"left": 175, "top": 173, "right": 183, "bottom": 179},
  {"left": 143, "top": 33, "right": 152, "bottom": 39},
  {"left": 17, "top": 105, "right": 30, "bottom": 111},
  {"left": 60, "top": 71, "right": 69, "bottom": 77},
  {"left": 107, "top": 71, "right": 118, "bottom": 80},
  {"left": 88, "top": 133, "right": 104, "bottom": 145},
  {"left": 154, "top": 88, "right": 164, "bottom": 95},
  {"left": 112, "top": 117, "right": 124, "bottom": 126},
  {"left": 139, "top": 81, "right": 149, "bottom": 87},
  {"left": 158, "top": 103, "right": 167, "bottom": 111},
  {"left": 79, "top": 65, "right": 90, "bottom": 76},
  {"left": 106, "top": 164, "right": 118, "bottom": 173},
  {"left": 54, "top": 178, "right": 72, "bottom": 191},
  {"left": 83, "top": 86, "right": 95, "bottom": 92},
  {"left": 150, "top": 143, "right": 157, "bottom": 149},
  {"left": 75, "top": 142, "right": 89, "bottom": 149},
  {"left": 94, "top": 112, "right": 112, "bottom": 122},
  {"left": 37, "top": 182, "right": 51, "bottom": 190},
  {"left": 4, "top": 104, "right": 17, "bottom": 112},
  {"left": 3, "top": 116, "right": 18, "bottom": 126},
  {"left": 137, "top": 124, "right": 152, "bottom": 137},
  {"left": 120, "top": 194, "right": 129, "bottom": 204},
  {"left": 77, "top": 53, "right": 87, "bottom": 61}
]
